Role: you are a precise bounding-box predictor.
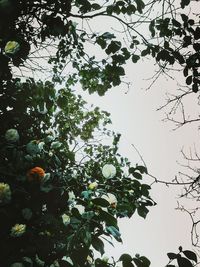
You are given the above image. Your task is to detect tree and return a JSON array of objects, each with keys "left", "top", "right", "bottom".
[
  {"left": 0, "top": 0, "right": 200, "bottom": 266},
  {"left": 0, "top": 77, "right": 156, "bottom": 266}
]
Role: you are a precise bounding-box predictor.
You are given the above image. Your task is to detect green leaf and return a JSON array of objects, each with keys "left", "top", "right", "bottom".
[
  {"left": 92, "top": 198, "right": 110, "bottom": 207},
  {"left": 99, "top": 210, "right": 117, "bottom": 226},
  {"left": 186, "top": 75, "right": 192, "bottom": 85},
  {"left": 105, "top": 41, "right": 121, "bottom": 54},
  {"left": 167, "top": 253, "right": 178, "bottom": 260},
  {"left": 139, "top": 256, "right": 151, "bottom": 267},
  {"left": 140, "top": 185, "right": 150, "bottom": 197},
  {"left": 136, "top": 165, "right": 148, "bottom": 174},
  {"left": 92, "top": 236, "right": 105, "bottom": 255},
  {"left": 182, "top": 250, "right": 197, "bottom": 263},
  {"left": 180, "top": 0, "right": 190, "bottom": 8},
  {"left": 82, "top": 211, "right": 95, "bottom": 220},
  {"left": 102, "top": 32, "right": 115, "bottom": 39},
  {"left": 132, "top": 172, "right": 143, "bottom": 180},
  {"left": 119, "top": 254, "right": 133, "bottom": 262},
  {"left": 135, "top": 0, "right": 145, "bottom": 13},
  {"left": 177, "top": 256, "right": 193, "bottom": 267},
  {"left": 106, "top": 226, "right": 122, "bottom": 242},
  {"left": 132, "top": 54, "right": 140, "bottom": 63},
  {"left": 137, "top": 206, "right": 149, "bottom": 219}
]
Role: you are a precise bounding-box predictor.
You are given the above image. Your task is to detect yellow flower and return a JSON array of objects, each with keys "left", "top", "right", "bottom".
[
  {"left": 0, "top": 182, "right": 11, "bottom": 204},
  {"left": 5, "top": 41, "right": 20, "bottom": 55},
  {"left": 10, "top": 224, "right": 26, "bottom": 237},
  {"left": 88, "top": 181, "right": 98, "bottom": 190}
]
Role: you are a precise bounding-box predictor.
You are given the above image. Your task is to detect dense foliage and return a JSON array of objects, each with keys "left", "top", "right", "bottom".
[
  {"left": 0, "top": 0, "right": 199, "bottom": 267},
  {"left": 0, "top": 0, "right": 199, "bottom": 93},
  {"left": 0, "top": 77, "right": 156, "bottom": 266}
]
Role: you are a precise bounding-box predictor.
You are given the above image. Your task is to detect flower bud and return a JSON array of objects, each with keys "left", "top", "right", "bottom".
[
  {"left": 88, "top": 182, "right": 98, "bottom": 190},
  {"left": 5, "top": 41, "right": 20, "bottom": 55},
  {"left": 5, "top": 129, "right": 19, "bottom": 142}
]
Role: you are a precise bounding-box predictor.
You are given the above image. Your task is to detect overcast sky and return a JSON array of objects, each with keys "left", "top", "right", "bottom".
[{"left": 79, "top": 57, "right": 200, "bottom": 266}]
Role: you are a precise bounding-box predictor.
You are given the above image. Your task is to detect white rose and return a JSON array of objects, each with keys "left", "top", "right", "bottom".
[
  {"left": 10, "top": 224, "right": 26, "bottom": 237},
  {"left": 0, "top": 182, "right": 11, "bottom": 204},
  {"left": 62, "top": 214, "right": 70, "bottom": 225},
  {"left": 5, "top": 41, "right": 20, "bottom": 55},
  {"left": 102, "top": 164, "right": 116, "bottom": 179},
  {"left": 74, "top": 204, "right": 85, "bottom": 215},
  {"left": 102, "top": 193, "right": 117, "bottom": 208},
  {"left": 68, "top": 191, "right": 75, "bottom": 202},
  {"left": 5, "top": 129, "right": 19, "bottom": 142}
]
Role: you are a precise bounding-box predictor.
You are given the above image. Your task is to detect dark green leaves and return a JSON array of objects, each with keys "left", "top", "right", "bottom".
[
  {"left": 181, "top": 0, "right": 190, "bottom": 8},
  {"left": 106, "top": 226, "right": 122, "bottom": 242},
  {"left": 105, "top": 41, "right": 122, "bottom": 54},
  {"left": 119, "top": 254, "right": 134, "bottom": 267},
  {"left": 186, "top": 75, "right": 192, "bottom": 85},
  {"left": 92, "top": 236, "right": 105, "bottom": 255},
  {"left": 92, "top": 198, "right": 110, "bottom": 207},
  {"left": 137, "top": 206, "right": 149, "bottom": 219},
  {"left": 99, "top": 210, "right": 117, "bottom": 227},
  {"left": 132, "top": 54, "right": 140, "bottom": 63},
  {"left": 167, "top": 253, "right": 178, "bottom": 260},
  {"left": 166, "top": 248, "right": 198, "bottom": 267},
  {"left": 182, "top": 250, "right": 197, "bottom": 263}
]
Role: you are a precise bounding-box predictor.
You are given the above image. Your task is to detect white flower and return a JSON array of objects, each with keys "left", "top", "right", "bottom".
[
  {"left": 88, "top": 182, "right": 98, "bottom": 190},
  {"left": 0, "top": 182, "right": 11, "bottom": 204},
  {"left": 102, "top": 164, "right": 116, "bottom": 179},
  {"left": 5, "top": 129, "right": 19, "bottom": 142},
  {"left": 5, "top": 41, "right": 20, "bottom": 55},
  {"left": 102, "top": 193, "right": 117, "bottom": 208},
  {"left": 62, "top": 214, "right": 70, "bottom": 225},
  {"left": 10, "top": 224, "right": 26, "bottom": 237},
  {"left": 68, "top": 191, "right": 75, "bottom": 202},
  {"left": 74, "top": 204, "right": 85, "bottom": 215},
  {"left": 51, "top": 141, "right": 62, "bottom": 149}
]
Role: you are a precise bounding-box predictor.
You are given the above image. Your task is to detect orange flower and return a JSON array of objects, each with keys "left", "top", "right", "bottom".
[{"left": 27, "top": 167, "right": 45, "bottom": 182}]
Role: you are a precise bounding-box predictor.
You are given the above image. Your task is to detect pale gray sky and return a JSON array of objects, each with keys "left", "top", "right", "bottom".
[{"left": 79, "top": 58, "right": 200, "bottom": 266}]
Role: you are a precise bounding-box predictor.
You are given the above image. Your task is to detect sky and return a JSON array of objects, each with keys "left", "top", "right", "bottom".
[{"left": 79, "top": 58, "right": 200, "bottom": 266}]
